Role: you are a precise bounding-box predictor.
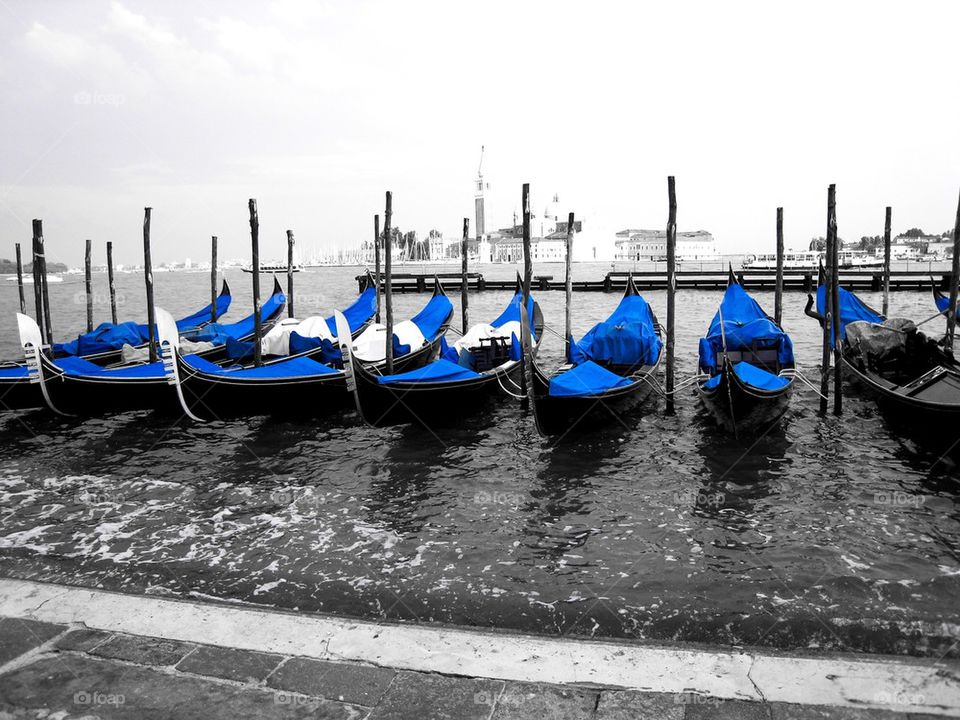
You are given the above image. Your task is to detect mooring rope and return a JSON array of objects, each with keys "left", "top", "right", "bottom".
[{"left": 792, "top": 367, "right": 828, "bottom": 400}]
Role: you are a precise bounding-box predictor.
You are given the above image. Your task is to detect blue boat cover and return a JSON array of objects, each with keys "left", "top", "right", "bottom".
[
  {"left": 490, "top": 292, "right": 538, "bottom": 337},
  {"left": 699, "top": 283, "right": 794, "bottom": 374},
  {"left": 934, "top": 291, "right": 960, "bottom": 319},
  {"left": 183, "top": 353, "right": 338, "bottom": 379},
  {"left": 54, "top": 355, "right": 165, "bottom": 379},
  {"left": 702, "top": 361, "right": 791, "bottom": 391},
  {"left": 548, "top": 360, "right": 634, "bottom": 398},
  {"left": 568, "top": 295, "right": 662, "bottom": 367},
  {"left": 376, "top": 358, "right": 480, "bottom": 385},
  {"left": 439, "top": 336, "right": 458, "bottom": 363},
  {"left": 190, "top": 289, "right": 286, "bottom": 345},
  {"left": 816, "top": 283, "right": 884, "bottom": 347},
  {"left": 168, "top": 292, "right": 232, "bottom": 333},
  {"left": 53, "top": 322, "right": 146, "bottom": 357},
  {"left": 52, "top": 293, "right": 233, "bottom": 357},
  {"left": 409, "top": 293, "right": 453, "bottom": 339},
  {"left": 0, "top": 365, "right": 30, "bottom": 379},
  {"left": 323, "top": 287, "right": 377, "bottom": 336},
  {"left": 289, "top": 332, "right": 324, "bottom": 356}
]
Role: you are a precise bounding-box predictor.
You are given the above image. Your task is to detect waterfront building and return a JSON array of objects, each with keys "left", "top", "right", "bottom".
[{"left": 614, "top": 229, "right": 718, "bottom": 262}]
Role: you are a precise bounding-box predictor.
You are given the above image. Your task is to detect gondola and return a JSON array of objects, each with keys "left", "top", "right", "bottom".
[
  {"left": 932, "top": 285, "right": 960, "bottom": 320},
  {"left": 527, "top": 275, "right": 663, "bottom": 436},
  {"left": 805, "top": 271, "right": 960, "bottom": 424},
  {"left": 339, "top": 276, "right": 543, "bottom": 429},
  {"left": 14, "top": 278, "right": 289, "bottom": 416},
  {"left": 697, "top": 268, "right": 795, "bottom": 430},
  {"left": 0, "top": 280, "right": 233, "bottom": 411},
  {"left": 159, "top": 280, "right": 453, "bottom": 420}
]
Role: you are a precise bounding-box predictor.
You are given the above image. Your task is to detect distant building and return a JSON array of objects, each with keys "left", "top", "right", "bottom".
[{"left": 614, "top": 229, "right": 718, "bottom": 261}]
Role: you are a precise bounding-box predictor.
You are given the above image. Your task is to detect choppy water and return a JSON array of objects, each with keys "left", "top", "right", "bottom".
[{"left": 0, "top": 263, "right": 958, "bottom": 658}]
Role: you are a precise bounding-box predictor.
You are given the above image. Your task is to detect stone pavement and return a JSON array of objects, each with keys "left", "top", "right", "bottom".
[
  {"left": 1, "top": 617, "right": 954, "bottom": 720},
  {"left": 1, "top": 578, "right": 958, "bottom": 719}
]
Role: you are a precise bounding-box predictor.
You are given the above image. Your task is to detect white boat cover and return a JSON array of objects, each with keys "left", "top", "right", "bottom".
[
  {"left": 453, "top": 320, "right": 521, "bottom": 354},
  {"left": 260, "top": 316, "right": 335, "bottom": 356},
  {"left": 352, "top": 321, "right": 426, "bottom": 362},
  {"left": 121, "top": 338, "right": 215, "bottom": 364}
]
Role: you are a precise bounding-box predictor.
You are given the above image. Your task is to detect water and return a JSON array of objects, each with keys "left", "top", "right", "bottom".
[{"left": 0, "top": 263, "right": 958, "bottom": 658}]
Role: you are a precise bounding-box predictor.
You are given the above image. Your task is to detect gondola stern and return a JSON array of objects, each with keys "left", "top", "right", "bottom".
[
  {"left": 17, "top": 312, "right": 68, "bottom": 415},
  {"left": 219, "top": 278, "right": 231, "bottom": 298}
]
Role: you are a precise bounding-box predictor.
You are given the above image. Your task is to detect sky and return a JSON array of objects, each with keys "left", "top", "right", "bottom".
[{"left": 0, "top": 0, "right": 958, "bottom": 266}]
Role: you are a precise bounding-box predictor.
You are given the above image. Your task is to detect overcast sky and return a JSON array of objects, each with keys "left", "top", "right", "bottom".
[{"left": 1, "top": 0, "right": 958, "bottom": 266}]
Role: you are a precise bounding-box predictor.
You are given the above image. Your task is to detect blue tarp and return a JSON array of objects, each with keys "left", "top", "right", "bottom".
[
  {"left": 702, "top": 361, "right": 791, "bottom": 391},
  {"left": 168, "top": 292, "right": 232, "bottom": 333},
  {"left": 324, "top": 287, "right": 376, "bottom": 337},
  {"left": 490, "top": 292, "right": 538, "bottom": 337},
  {"left": 934, "top": 290, "right": 959, "bottom": 320},
  {"left": 409, "top": 293, "right": 453, "bottom": 339},
  {"left": 547, "top": 360, "right": 634, "bottom": 398},
  {"left": 190, "top": 290, "right": 286, "bottom": 345},
  {"left": 816, "top": 283, "right": 884, "bottom": 347},
  {"left": 699, "top": 283, "right": 794, "bottom": 374},
  {"left": 568, "top": 295, "right": 662, "bottom": 367},
  {"left": 53, "top": 293, "right": 233, "bottom": 357},
  {"left": 0, "top": 365, "right": 30, "bottom": 378},
  {"left": 54, "top": 356, "right": 165, "bottom": 379},
  {"left": 183, "top": 353, "right": 337, "bottom": 379},
  {"left": 54, "top": 322, "right": 145, "bottom": 357},
  {"left": 376, "top": 358, "right": 480, "bottom": 385}
]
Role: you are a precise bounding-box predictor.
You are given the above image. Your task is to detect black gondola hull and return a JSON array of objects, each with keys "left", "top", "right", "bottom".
[
  {"left": 175, "top": 334, "right": 442, "bottom": 420},
  {"left": 530, "top": 360, "right": 660, "bottom": 437},
  {"left": 698, "top": 363, "right": 793, "bottom": 431},
  {"left": 351, "top": 359, "right": 520, "bottom": 428}
]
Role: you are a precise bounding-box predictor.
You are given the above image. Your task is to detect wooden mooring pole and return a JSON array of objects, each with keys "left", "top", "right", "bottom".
[
  {"left": 143, "top": 208, "right": 158, "bottom": 363},
  {"left": 107, "top": 241, "right": 118, "bottom": 324},
  {"left": 36, "top": 221, "right": 53, "bottom": 346},
  {"left": 210, "top": 236, "right": 218, "bottom": 322},
  {"left": 461, "top": 218, "right": 469, "bottom": 333},
  {"left": 775, "top": 208, "right": 784, "bottom": 327},
  {"left": 14, "top": 243, "right": 25, "bottom": 314},
  {"left": 384, "top": 192, "right": 394, "bottom": 374},
  {"left": 819, "top": 191, "right": 833, "bottom": 414},
  {"left": 829, "top": 185, "right": 842, "bottom": 414},
  {"left": 520, "top": 183, "right": 532, "bottom": 407},
  {"left": 248, "top": 200, "right": 263, "bottom": 367},
  {"left": 565, "top": 212, "right": 575, "bottom": 361},
  {"left": 882, "top": 207, "right": 892, "bottom": 318},
  {"left": 373, "top": 215, "right": 381, "bottom": 324},
  {"left": 84, "top": 239, "right": 93, "bottom": 333},
  {"left": 286, "top": 229, "right": 296, "bottom": 319},
  {"left": 947, "top": 188, "right": 960, "bottom": 348},
  {"left": 31, "top": 222, "right": 44, "bottom": 343},
  {"left": 665, "top": 177, "right": 677, "bottom": 414}
]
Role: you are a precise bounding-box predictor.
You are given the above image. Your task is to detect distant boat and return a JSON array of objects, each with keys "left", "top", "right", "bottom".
[
  {"left": 7, "top": 275, "right": 64, "bottom": 284},
  {"left": 241, "top": 263, "right": 302, "bottom": 273},
  {"left": 742, "top": 251, "right": 822, "bottom": 270}
]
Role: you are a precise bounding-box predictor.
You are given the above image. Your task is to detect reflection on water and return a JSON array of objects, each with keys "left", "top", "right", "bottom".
[{"left": 0, "top": 266, "right": 958, "bottom": 657}]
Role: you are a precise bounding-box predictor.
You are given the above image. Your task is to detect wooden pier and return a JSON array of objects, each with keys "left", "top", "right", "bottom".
[{"left": 358, "top": 269, "right": 953, "bottom": 293}]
